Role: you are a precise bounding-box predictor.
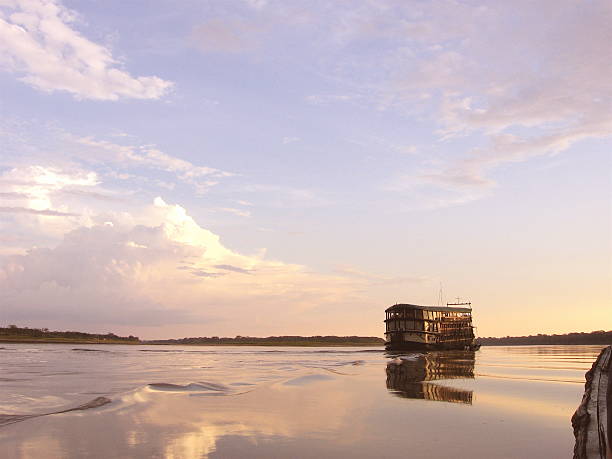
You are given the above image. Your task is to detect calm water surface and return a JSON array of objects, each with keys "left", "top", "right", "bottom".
[{"left": 0, "top": 344, "right": 604, "bottom": 458}]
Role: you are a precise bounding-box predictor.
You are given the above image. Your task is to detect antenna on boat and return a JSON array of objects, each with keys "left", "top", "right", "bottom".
[{"left": 438, "top": 282, "right": 444, "bottom": 307}]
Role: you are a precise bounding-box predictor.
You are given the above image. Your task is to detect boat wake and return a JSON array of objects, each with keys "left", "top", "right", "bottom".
[
  {"left": 148, "top": 381, "right": 234, "bottom": 394},
  {"left": 0, "top": 396, "right": 111, "bottom": 427}
]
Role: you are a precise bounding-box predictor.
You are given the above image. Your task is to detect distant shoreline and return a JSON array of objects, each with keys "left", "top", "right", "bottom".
[
  {"left": 3, "top": 326, "right": 610, "bottom": 347},
  {"left": 2, "top": 337, "right": 610, "bottom": 347},
  {"left": 477, "top": 330, "right": 612, "bottom": 346},
  {"left": 0, "top": 337, "right": 384, "bottom": 346},
  {"left": 0, "top": 326, "right": 386, "bottom": 346},
  {"left": 0, "top": 337, "right": 141, "bottom": 345}
]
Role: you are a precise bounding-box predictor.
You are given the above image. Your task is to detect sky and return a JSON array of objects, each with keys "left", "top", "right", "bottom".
[{"left": 0, "top": 0, "right": 610, "bottom": 339}]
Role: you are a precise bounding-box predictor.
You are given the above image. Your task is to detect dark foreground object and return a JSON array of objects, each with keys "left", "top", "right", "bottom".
[{"left": 572, "top": 345, "right": 611, "bottom": 459}]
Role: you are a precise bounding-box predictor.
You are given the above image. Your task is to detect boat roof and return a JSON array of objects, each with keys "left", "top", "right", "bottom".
[{"left": 385, "top": 303, "right": 472, "bottom": 313}]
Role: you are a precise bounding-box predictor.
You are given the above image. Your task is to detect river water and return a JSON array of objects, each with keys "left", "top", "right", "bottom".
[{"left": 0, "top": 344, "right": 604, "bottom": 458}]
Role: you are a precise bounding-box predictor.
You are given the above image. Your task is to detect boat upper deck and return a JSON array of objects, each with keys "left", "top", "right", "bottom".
[{"left": 385, "top": 303, "right": 472, "bottom": 314}]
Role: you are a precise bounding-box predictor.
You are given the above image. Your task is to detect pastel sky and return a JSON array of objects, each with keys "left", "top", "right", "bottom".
[{"left": 0, "top": 0, "right": 610, "bottom": 339}]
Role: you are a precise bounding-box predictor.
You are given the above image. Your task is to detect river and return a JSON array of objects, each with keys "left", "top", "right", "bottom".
[{"left": 0, "top": 343, "right": 604, "bottom": 458}]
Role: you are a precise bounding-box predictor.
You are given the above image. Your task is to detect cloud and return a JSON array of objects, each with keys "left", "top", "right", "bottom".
[
  {"left": 55, "top": 188, "right": 126, "bottom": 202},
  {"left": 215, "top": 0, "right": 608, "bottom": 206},
  {"left": 355, "top": 0, "right": 612, "bottom": 205},
  {"left": 0, "top": 125, "right": 240, "bottom": 255},
  {"left": 72, "top": 136, "right": 233, "bottom": 194},
  {"left": 0, "top": 165, "right": 106, "bottom": 254},
  {"left": 214, "top": 264, "right": 252, "bottom": 274},
  {"left": 0, "top": 0, "right": 173, "bottom": 100},
  {"left": 0, "top": 206, "right": 77, "bottom": 216},
  {"left": 0, "top": 191, "right": 30, "bottom": 199},
  {"left": 0, "top": 165, "right": 99, "bottom": 211},
  {"left": 0, "top": 198, "right": 363, "bottom": 333}
]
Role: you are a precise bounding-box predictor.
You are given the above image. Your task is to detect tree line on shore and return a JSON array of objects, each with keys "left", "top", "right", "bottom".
[
  {"left": 0, "top": 325, "right": 384, "bottom": 345},
  {"left": 3, "top": 324, "right": 610, "bottom": 346},
  {"left": 0, "top": 325, "right": 139, "bottom": 342},
  {"left": 146, "top": 335, "right": 386, "bottom": 345},
  {"left": 477, "top": 330, "right": 612, "bottom": 345}
]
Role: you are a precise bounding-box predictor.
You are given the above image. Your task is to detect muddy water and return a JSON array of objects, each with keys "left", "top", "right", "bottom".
[{"left": 0, "top": 344, "right": 604, "bottom": 458}]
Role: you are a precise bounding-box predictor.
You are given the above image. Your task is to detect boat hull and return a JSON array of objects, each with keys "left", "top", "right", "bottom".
[{"left": 385, "top": 341, "right": 480, "bottom": 352}]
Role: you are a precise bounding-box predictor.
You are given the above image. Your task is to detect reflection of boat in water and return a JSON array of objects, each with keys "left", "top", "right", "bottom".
[
  {"left": 384, "top": 303, "right": 480, "bottom": 351},
  {"left": 385, "top": 351, "right": 475, "bottom": 405}
]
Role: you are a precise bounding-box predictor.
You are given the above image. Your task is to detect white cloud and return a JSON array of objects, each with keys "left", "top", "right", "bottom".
[
  {"left": 72, "top": 135, "right": 234, "bottom": 194},
  {"left": 0, "top": 0, "right": 173, "bottom": 100},
  {"left": 0, "top": 165, "right": 102, "bottom": 248},
  {"left": 0, "top": 198, "right": 364, "bottom": 333},
  {"left": 0, "top": 164, "right": 98, "bottom": 211},
  {"left": 0, "top": 206, "right": 77, "bottom": 216}
]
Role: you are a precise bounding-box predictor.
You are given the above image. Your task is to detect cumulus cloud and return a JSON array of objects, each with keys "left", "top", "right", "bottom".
[
  {"left": 0, "top": 164, "right": 97, "bottom": 215},
  {"left": 0, "top": 165, "right": 103, "bottom": 251},
  {"left": 0, "top": 0, "right": 173, "bottom": 100},
  {"left": 0, "top": 198, "right": 363, "bottom": 333}
]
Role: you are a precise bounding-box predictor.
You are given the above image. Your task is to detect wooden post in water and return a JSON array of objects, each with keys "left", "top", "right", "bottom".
[{"left": 572, "top": 345, "right": 611, "bottom": 459}]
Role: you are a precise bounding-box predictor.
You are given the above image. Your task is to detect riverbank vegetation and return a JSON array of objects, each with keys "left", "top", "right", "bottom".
[
  {"left": 145, "top": 335, "right": 385, "bottom": 346},
  {"left": 6, "top": 324, "right": 609, "bottom": 347},
  {"left": 478, "top": 330, "right": 612, "bottom": 346},
  {"left": 0, "top": 325, "right": 384, "bottom": 346},
  {"left": 0, "top": 325, "right": 139, "bottom": 344}
]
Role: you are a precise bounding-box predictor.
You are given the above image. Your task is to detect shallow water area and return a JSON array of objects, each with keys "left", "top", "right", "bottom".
[{"left": 0, "top": 344, "right": 605, "bottom": 458}]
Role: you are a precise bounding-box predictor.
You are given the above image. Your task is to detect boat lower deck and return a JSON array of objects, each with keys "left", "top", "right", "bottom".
[{"left": 385, "top": 341, "right": 480, "bottom": 352}]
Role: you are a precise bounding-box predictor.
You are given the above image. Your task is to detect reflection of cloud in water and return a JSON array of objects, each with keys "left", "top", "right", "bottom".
[
  {"left": 385, "top": 351, "right": 475, "bottom": 404},
  {"left": 164, "top": 424, "right": 226, "bottom": 459},
  {"left": 109, "top": 373, "right": 356, "bottom": 457}
]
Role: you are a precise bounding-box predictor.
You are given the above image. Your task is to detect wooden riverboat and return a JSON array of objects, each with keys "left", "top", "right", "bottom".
[{"left": 384, "top": 303, "right": 480, "bottom": 351}]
